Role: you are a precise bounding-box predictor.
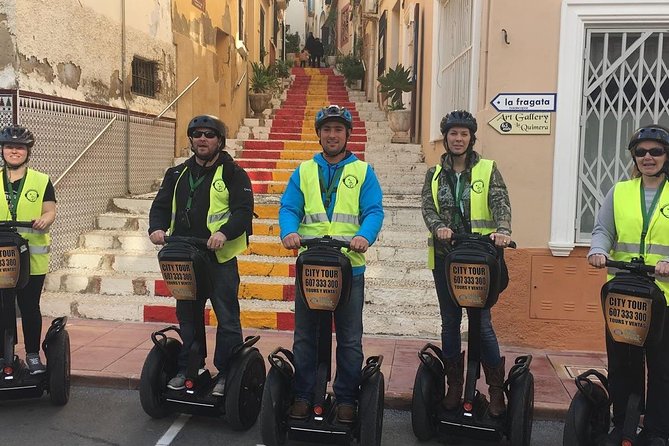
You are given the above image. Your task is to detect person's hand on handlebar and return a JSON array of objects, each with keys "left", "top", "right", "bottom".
[
  {"left": 657, "top": 261, "right": 669, "bottom": 277},
  {"left": 282, "top": 232, "right": 301, "bottom": 250},
  {"left": 149, "top": 229, "right": 167, "bottom": 245},
  {"left": 208, "top": 232, "right": 227, "bottom": 251},
  {"left": 349, "top": 235, "right": 369, "bottom": 253},
  {"left": 435, "top": 227, "right": 453, "bottom": 241},
  {"left": 32, "top": 215, "right": 53, "bottom": 231},
  {"left": 490, "top": 232, "right": 512, "bottom": 248},
  {"left": 588, "top": 253, "right": 607, "bottom": 269}
]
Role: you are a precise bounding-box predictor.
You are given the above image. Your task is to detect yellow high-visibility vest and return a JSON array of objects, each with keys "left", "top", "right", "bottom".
[
  {"left": 298, "top": 159, "right": 367, "bottom": 267},
  {"left": 170, "top": 165, "right": 247, "bottom": 263},
  {"left": 427, "top": 159, "right": 495, "bottom": 269}
]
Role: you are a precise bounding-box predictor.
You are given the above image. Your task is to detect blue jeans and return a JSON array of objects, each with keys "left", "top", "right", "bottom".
[
  {"left": 432, "top": 256, "right": 502, "bottom": 366},
  {"left": 175, "top": 257, "right": 242, "bottom": 373},
  {"left": 293, "top": 274, "right": 364, "bottom": 405}
]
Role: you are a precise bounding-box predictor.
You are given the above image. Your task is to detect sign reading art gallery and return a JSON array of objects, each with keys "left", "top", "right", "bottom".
[{"left": 488, "top": 112, "right": 551, "bottom": 135}]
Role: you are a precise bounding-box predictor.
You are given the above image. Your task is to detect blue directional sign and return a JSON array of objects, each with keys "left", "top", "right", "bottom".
[{"left": 490, "top": 93, "right": 557, "bottom": 112}]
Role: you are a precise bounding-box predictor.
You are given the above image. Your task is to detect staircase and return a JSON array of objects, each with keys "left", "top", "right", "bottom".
[{"left": 41, "top": 67, "right": 444, "bottom": 338}]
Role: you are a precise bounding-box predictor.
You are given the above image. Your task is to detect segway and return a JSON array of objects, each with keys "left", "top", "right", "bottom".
[
  {"left": 259, "top": 236, "right": 385, "bottom": 446},
  {"left": 411, "top": 233, "right": 534, "bottom": 445},
  {"left": 0, "top": 220, "right": 70, "bottom": 405},
  {"left": 563, "top": 257, "right": 666, "bottom": 446},
  {"left": 139, "top": 235, "right": 265, "bottom": 430}
]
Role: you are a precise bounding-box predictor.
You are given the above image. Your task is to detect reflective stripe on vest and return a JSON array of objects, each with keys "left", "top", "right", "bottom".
[
  {"left": 427, "top": 159, "right": 495, "bottom": 269},
  {"left": 169, "top": 165, "right": 248, "bottom": 263},
  {"left": 0, "top": 169, "right": 51, "bottom": 274},
  {"left": 610, "top": 177, "right": 669, "bottom": 304},
  {"left": 298, "top": 159, "right": 367, "bottom": 267}
]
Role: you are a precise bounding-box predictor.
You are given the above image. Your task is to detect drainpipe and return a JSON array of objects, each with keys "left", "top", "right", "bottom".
[{"left": 121, "top": 0, "right": 131, "bottom": 194}]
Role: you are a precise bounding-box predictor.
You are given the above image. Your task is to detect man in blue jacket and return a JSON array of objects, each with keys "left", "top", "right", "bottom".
[{"left": 279, "top": 105, "right": 384, "bottom": 424}]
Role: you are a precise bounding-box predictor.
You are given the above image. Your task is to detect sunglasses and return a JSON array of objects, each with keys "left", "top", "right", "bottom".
[
  {"left": 633, "top": 147, "right": 666, "bottom": 157},
  {"left": 191, "top": 130, "right": 218, "bottom": 139}
]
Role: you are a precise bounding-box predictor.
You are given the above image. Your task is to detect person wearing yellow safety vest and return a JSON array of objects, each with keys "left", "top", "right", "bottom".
[
  {"left": 588, "top": 125, "right": 669, "bottom": 446},
  {"left": 421, "top": 110, "right": 512, "bottom": 418},
  {"left": 0, "top": 125, "right": 56, "bottom": 375},
  {"left": 279, "top": 105, "right": 384, "bottom": 424},
  {"left": 148, "top": 115, "right": 254, "bottom": 397}
]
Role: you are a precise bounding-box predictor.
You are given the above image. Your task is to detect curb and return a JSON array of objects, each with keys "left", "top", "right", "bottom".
[{"left": 72, "top": 373, "right": 568, "bottom": 420}]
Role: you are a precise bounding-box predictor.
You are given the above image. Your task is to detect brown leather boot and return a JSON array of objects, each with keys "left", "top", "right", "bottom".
[
  {"left": 441, "top": 351, "right": 465, "bottom": 410},
  {"left": 483, "top": 356, "right": 506, "bottom": 417}
]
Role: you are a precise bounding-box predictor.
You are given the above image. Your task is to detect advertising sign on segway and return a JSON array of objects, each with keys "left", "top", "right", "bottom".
[
  {"left": 0, "top": 221, "right": 70, "bottom": 405},
  {"left": 411, "top": 233, "right": 534, "bottom": 446},
  {"left": 563, "top": 258, "right": 667, "bottom": 446},
  {"left": 260, "top": 236, "right": 385, "bottom": 446},
  {"left": 139, "top": 236, "right": 266, "bottom": 431}
]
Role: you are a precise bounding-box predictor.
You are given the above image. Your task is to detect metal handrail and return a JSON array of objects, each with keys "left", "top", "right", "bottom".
[
  {"left": 236, "top": 71, "right": 247, "bottom": 88},
  {"left": 53, "top": 117, "right": 117, "bottom": 187},
  {"left": 153, "top": 77, "right": 199, "bottom": 122}
]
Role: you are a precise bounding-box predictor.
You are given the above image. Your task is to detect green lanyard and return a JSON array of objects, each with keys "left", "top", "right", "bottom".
[
  {"left": 639, "top": 181, "right": 665, "bottom": 254},
  {"left": 318, "top": 166, "right": 343, "bottom": 209},
  {"left": 186, "top": 172, "right": 207, "bottom": 212},
  {"left": 4, "top": 168, "right": 26, "bottom": 221}
]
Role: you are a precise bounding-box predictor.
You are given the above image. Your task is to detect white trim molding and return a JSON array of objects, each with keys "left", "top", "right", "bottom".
[{"left": 550, "top": 0, "right": 669, "bottom": 256}]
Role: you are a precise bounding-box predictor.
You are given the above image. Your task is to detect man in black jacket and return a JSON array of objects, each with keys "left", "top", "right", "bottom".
[{"left": 148, "top": 115, "right": 254, "bottom": 396}]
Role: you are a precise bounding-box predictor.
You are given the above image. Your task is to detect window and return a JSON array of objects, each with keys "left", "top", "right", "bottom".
[
  {"left": 131, "top": 57, "right": 158, "bottom": 98},
  {"left": 260, "top": 8, "right": 266, "bottom": 62},
  {"left": 238, "top": 0, "right": 245, "bottom": 41}
]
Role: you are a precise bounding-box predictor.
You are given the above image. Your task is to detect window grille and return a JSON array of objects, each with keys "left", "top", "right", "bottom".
[
  {"left": 131, "top": 57, "right": 158, "bottom": 98},
  {"left": 576, "top": 29, "right": 669, "bottom": 242}
]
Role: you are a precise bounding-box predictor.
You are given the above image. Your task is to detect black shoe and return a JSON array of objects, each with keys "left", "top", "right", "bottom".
[
  {"left": 288, "top": 400, "right": 310, "bottom": 420},
  {"left": 604, "top": 426, "right": 623, "bottom": 446}
]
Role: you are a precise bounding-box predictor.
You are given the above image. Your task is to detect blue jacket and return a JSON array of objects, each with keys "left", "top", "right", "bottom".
[{"left": 279, "top": 152, "right": 384, "bottom": 275}]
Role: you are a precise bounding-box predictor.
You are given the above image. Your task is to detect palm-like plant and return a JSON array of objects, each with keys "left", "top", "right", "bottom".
[
  {"left": 377, "top": 64, "right": 414, "bottom": 111},
  {"left": 249, "top": 62, "right": 280, "bottom": 94}
]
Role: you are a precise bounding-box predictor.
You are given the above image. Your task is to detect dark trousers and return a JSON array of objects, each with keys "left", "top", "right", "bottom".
[
  {"left": 606, "top": 315, "right": 669, "bottom": 436},
  {"left": 175, "top": 258, "right": 242, "bottom": 373},
  {"left": 1, "top": 274, "right": 47, "bottom": 355}
]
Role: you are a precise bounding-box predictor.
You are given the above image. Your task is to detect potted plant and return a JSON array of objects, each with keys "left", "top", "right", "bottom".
[
  {"left": 377, "top": 64, "right": 415, "bottom": 142},
  {"left": 249, "top": 62, "right": 280, "bottom": 117},
  {"left": 285, "top": 32, "right": 300, "bottom": 66},
  {"left": 336, "top": 53, "right": 364, "bottom": 89}
]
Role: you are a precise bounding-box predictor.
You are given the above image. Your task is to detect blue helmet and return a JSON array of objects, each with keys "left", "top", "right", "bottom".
[{"left": 314, "top": 105, "right": 353, "bottom": 133}]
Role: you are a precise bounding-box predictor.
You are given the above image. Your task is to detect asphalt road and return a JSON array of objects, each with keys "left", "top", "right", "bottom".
[{"left": 0, "top": 386, "right": 566, "bottom": 445}]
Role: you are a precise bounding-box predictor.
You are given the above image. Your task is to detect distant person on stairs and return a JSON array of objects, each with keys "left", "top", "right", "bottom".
[
  {"left": 148, "top": 115, "right": 254, "bottom": 396},
  {"left": 0, "top": 125, "right": 57, "bottom": 375},
  {"left": 421, "top": 110, "right": 512, "bottom": 418},
  {"left": 279, "top": 105, "right": 384, "bottom": 424}
]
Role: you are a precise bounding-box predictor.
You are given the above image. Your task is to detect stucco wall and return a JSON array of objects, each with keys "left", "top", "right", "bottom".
[
  {"left": 421, "top": 0, "right": 561, "bottom": 249},
  {"left": 1, "top": 0, "right": 176, "bottom": 115}
]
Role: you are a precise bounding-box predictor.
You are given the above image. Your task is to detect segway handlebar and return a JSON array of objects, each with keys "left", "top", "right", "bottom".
[
  {"left": 300, "top": 236, "right": 351, "bottom": 251},
  {"left": 450, "top": 232, "right": 517, "bottom": 249},
  {"left": 605, "top": 258, "right": 656, "bottom": 275},
  {"left": 0, "top": 220, "right": 35, "bottom": 229},
  {"left": 163, "top": 235, "right": 209, "bottom": 248}
]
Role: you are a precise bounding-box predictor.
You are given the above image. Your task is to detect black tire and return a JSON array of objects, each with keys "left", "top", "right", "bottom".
[
  {"left": 507, "top": 371, "right": 534, "bottom": 446},
  {"left": 411, "top": 363, "right": 441, "bottom": 441},
  {"left": 47, "top": 330, "right": 71, "bottom": 406},
  {"left": 139, "top": 337, "right": 181, "bottom": 419},
  {"left": 562, "top": 388, "right": 610, "bottom": 446},
  {"left": 359, "top": 371, "right": 385, "bottom": 446},
  {"left": 225, "top": 348, "right": 266, "bottom": 431},
  {"left": 260, "top": 367, "right": 290, "bottom": 446}
]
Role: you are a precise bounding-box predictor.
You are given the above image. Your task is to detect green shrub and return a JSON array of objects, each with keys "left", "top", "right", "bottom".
[{"left": 377, "top": 64, "right": 414, "bottom": 110}]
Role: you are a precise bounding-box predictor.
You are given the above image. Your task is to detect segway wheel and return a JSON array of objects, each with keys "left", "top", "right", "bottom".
[
  {"left": 359, "top": 371, "right": 385, "bottom": 446},
  {"left": 260, "top": 367, "right": 290, "bottom": 446},
  {"left": 47, "top": 330, "right": 71, "bottom": 406},
  {"left": 139, "top": 337, "right": 181, "bottom": 419},
  {"left": 411, "top": 363, "right": 441, "bottom": 441},
  {"left": 563, "top": 386, "right": 610, "bottom": 446},
  {"left": 507, "top": 370, "right": 534, "bottom": 446},
  {"left": 225, "top": 348, "right": 266, "bottom": 431}
]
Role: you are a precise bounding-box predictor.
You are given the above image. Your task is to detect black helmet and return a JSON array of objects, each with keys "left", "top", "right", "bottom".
[
  {"left": 187, "top": 115, "right": 226, "bottom": 139},
  {"left": 0, "top": 125, "right": 35, "bottom": 149},
  {"left": 440, "top": 110, "right": 478, "bottom": 136},
  {"left": 627, "top": 125, "right": 669, "bottom": 151}
]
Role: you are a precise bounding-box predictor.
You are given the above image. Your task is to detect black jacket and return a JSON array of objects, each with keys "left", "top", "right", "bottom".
[{"left": 148, "top": 151, "right": 254, "bottom": 242}]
